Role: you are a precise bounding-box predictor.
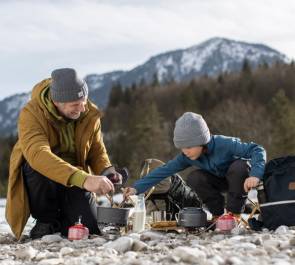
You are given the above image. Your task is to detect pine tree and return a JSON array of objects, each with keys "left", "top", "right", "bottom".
[
  {"left": 109, "top": 83, "right": 123, "bottom": 107},
  {"left": 270, "top": 89, "right": 295, "bottom": 157},
  {"left": 127, "top": 101, "right": 171, "bottom": 179}
]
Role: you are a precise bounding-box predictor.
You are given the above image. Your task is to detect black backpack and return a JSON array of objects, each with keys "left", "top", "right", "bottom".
[{"left": 256, "top": 156, "right": 295, "bottom": 230}]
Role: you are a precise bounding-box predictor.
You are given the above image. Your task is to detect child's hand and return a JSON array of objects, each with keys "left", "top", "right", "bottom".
[
  {"left": 244, "top": 176, "right": 260, "bottom": 192},
  {"left": 123, "top": 187, "right": 137, "bottom": 200}
]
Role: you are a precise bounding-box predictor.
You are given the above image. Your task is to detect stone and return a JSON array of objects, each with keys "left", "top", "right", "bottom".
[
  {"left": 289, "top": 237, "right": 295, "bottom": 246},
  {"left": 275, "top": 225, "right": 289, "bottom": 234},
  {"left": 253, "top": 237, "right": 263, "bottom": 245},
  {"left": 102, "top": 248, "right": 118, "bottom": 257},
  {"left": 38, "top": 258, "right": 64, "bottom": 265},
  {"left": 103, "top": 237, "right": 133, "bottom": 253},
  {"left": 173, "top": 246, "right": 206, "bottom": 263},
  {"left": 231, "top": 227, "right": 247, "bottom": 235},
  {"left": 235, "top": 242, "right": 257, "bottom": 250},
  {"left": 226, "top": 256, "right": 243, "bottom": 265},
  {"left": 124, "top": 251, "right": 138, "bottom": 259},
  {"left": 60, "top": 247, "right": 74, "bottom": 256},
  {"left": 263, "top": 239, "right": 280, "bottom": 248},
  {"left": 35, "top": 250, "right": 59, "bottom": 261},
  {"left": 211, "top": 234, "right": 225, "bottom": 241},
  {"left": 140, "top": 231, "right": 164, "bottom": 241},
  {"left": 0, "top": 234, "right": 15, "bottom": 244},
  {"left": 15, "top": 246, "right": 38, "bottom": 260},
  {"left": 127, "top": 233, "right": 141, "bottom": 240},
  {"left": 132, "top": 239, "right": 148, "bottom": 252},
  {"left": 41, "top": 234, "right": 63, "bottom": 243},
  {"left": 89, "top": 237, "right": 107, "bottom": 246}
]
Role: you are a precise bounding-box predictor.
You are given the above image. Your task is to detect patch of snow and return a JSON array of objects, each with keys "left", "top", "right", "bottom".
[
  {"left": 181, "top": 39, "right": 221, "bottom": 74},
  {"left": 156, "top": 56, "right": 175, "bottom": 82},
  {"left": 5, "top": 94, "right": 29, "bottom": 113}
]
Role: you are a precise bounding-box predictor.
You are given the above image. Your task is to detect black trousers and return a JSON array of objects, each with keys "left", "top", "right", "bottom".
[
  {"left": 22, "top": 161, "right": 100, "bottom": 236},
  {"left": 186, "top": 160, "right": 250, "bottom": 216}
]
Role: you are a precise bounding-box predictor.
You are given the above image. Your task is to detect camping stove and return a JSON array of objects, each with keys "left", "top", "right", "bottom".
[{"left": 97, "top": 223, "right": 128, "bottom": 238}]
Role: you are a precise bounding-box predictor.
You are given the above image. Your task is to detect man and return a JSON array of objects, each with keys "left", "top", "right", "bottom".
[{"left": 6, "top": 68, "right": 121, "bottom": 240}]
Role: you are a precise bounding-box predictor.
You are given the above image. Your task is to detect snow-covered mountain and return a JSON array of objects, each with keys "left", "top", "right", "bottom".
[
  {"left": 0, "top": 93, "right": 30, "bottom": 136},
  {"left": 0, "top": 37, "right": 289, "bottom": 136}
]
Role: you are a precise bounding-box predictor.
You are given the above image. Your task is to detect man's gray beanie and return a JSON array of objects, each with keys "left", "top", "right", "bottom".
[
  {"left": 173, "top": 112, "right": 210, "bottom": 149},
  {"left": 50, "top": 68, "right": 88, "bottom": 103}
]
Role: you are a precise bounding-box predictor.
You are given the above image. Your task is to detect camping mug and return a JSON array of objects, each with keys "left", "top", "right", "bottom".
[{"left": 151, "top": 211, "right": 172, "bottom": 222}]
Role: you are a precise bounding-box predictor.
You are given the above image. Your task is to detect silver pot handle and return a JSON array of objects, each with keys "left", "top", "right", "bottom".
[{"left": 175, "top": 213, "right": 179, "bottom": 222}]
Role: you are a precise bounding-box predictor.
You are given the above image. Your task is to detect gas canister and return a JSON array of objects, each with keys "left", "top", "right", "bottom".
[
  {"left": 216, "top": 213, "right": 236, "bottom": 232},
  {"left": 68, "top": 216, "right": 89, "bottom": 240}
]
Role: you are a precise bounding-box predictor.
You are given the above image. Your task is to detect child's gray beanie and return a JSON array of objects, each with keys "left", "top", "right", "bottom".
[{"left": 173, "top": 112, "right": 210, "bottom": 148}]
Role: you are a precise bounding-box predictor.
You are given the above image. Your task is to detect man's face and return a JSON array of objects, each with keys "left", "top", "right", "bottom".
[
  {"left": 181, "top": 146, "right": 204, "bottom": 160},
  {"left": 54, "top": 98, "right": 87, "bottom": 120}
]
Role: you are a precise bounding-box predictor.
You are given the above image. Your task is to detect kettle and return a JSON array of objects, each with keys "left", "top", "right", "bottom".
[{"left": 176, "top": 207, "right": 207, "bottom": 228}]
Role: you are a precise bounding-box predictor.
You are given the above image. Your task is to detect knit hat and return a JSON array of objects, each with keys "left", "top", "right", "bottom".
[
  {"left": 50, "top": 68, "right": 88, "bottom": 103},
  {"left": 173, "top": 112, "right": 210, "bottom": 149}
]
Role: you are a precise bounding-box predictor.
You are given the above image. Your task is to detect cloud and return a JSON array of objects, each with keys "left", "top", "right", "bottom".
[{"left": 0, "top": 0, "right": 295, "bottom": 99}]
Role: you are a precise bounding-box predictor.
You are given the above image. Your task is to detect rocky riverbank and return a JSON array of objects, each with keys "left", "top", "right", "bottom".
[{"left": 0, "top": 225, "right": 295, "bottom": 265}]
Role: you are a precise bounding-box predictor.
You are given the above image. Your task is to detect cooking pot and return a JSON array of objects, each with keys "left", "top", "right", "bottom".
[
  {"left": 176, "top": 207, "right": 207, "bottom": 228},
  {"left": 97, "top": 207, "right": 130, "bottom": 226}
]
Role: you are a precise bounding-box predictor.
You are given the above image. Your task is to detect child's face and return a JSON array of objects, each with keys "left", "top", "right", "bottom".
[{"left": 181, "top": 146, "right": 203, "bottom": 160}]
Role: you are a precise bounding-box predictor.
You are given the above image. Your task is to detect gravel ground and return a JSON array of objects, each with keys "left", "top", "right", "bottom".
[{"left": 1, "top": 198, "right": 295, "bottom": 265}]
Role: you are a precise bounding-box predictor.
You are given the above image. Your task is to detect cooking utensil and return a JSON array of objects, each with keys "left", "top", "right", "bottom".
[
  {"left": 175, "top": 207, "right": 207, "bottom": 228},
  {"left": 151, "top": 210, "right": 168, "bottom": 222},
  {"left": 105, "top": 192, "right": 114, "bottom": 207},
  {"left": 145, "top": 186, "right": 155, "bottom": 201},
  {"left": 97, "top": 206, "right": 130, "bottom": 226}
]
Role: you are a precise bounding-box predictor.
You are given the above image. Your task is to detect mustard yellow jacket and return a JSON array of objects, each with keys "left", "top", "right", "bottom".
[{"left": 5, "top": 78, "right": 112, "bottom": 239}]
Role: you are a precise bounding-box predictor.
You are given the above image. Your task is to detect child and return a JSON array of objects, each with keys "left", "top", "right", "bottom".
[{"left": 124, "top": 112, "right": 266, "bottom": 219}]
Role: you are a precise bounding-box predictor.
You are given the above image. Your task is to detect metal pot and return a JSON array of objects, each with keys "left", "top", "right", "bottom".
[
  {"left": 97, "top": 207, "right": 130, "bottom": 226},
  {"left": 176, "top": 207, "right": 207, "bottom": 228}
]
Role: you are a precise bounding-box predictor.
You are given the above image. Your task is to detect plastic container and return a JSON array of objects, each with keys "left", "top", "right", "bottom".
[
  {"left": 133, "top": 194, "right": 146, "bottom": 233},
  {"left": 68, "top": 216, "right": 89, "bottom": 240},
  {"left": 216, "top": 213, "right": 236, "bottom": 232}
]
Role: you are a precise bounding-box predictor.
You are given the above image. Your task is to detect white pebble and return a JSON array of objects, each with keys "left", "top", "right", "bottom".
[
  {"left": 41, "top": 234, "right": 63, "bottom": 243},
  {"left": 275, "top": 225, "right": 290, "bottom": 234},
  {"left": 60, "top": 247, "right": 74, "bottom": 256},
  {"left": 15, "top": 246, "right": 37, "bottom": 260},
  {"left": 103, "top": 237, "right": 134, "bottom": 253},
  {"left": 173, "top": 246, "right": 206, "bottom": 263},
  {"left": 38, "top": 258, "right": 64, "bottom": 265}
]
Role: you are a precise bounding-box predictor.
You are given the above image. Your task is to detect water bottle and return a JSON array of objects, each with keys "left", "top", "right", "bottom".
[
  {"left": 256, "top": 182, "right": 267, "bottom": 204},
  {"left": 133, "top": 194, "right": 146, "bottom": 233}
]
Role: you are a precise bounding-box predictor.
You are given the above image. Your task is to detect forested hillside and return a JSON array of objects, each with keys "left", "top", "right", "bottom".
[{"left": 102, "top": 61, "right": 295, "bottom": 180}]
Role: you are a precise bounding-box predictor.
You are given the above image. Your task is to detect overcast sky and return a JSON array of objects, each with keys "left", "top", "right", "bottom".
[{"left": 1, "top": 0, "right": 295, "bottom": 100}]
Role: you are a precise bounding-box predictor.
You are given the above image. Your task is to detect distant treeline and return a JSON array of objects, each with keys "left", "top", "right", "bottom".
[
  {"left": 1, "top": 61, "right": 295, "bottom": 196},
  {"left": 102, "top": 61, "right": 295, "bottom": 181}
]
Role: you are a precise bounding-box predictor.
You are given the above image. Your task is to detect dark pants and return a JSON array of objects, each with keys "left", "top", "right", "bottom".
[
  {"left": 22, "top": 161, "right": 100, "bottom": 236},
  {"left": 187, "top": 160, "right": 250, "bottom": 216}
]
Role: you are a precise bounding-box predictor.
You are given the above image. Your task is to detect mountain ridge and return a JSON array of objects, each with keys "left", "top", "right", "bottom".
[{"left": 0, "top": 37, "right": 289, "bottom": 136}]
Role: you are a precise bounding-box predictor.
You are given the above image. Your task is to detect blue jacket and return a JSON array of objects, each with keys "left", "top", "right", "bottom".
[{"left": 133, "top": 135, "right": 266, "bottom": 194}]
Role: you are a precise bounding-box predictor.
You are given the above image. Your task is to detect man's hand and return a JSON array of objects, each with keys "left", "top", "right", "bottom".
[
  {"left": 244, "top": 176, "right": 260, "bottom": 192},
  {"left": 83, "top": 175, "right": 114, "bottom": 195},
  {"left": 123, "top": 187, "right": 137, "bottom": 200}
]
